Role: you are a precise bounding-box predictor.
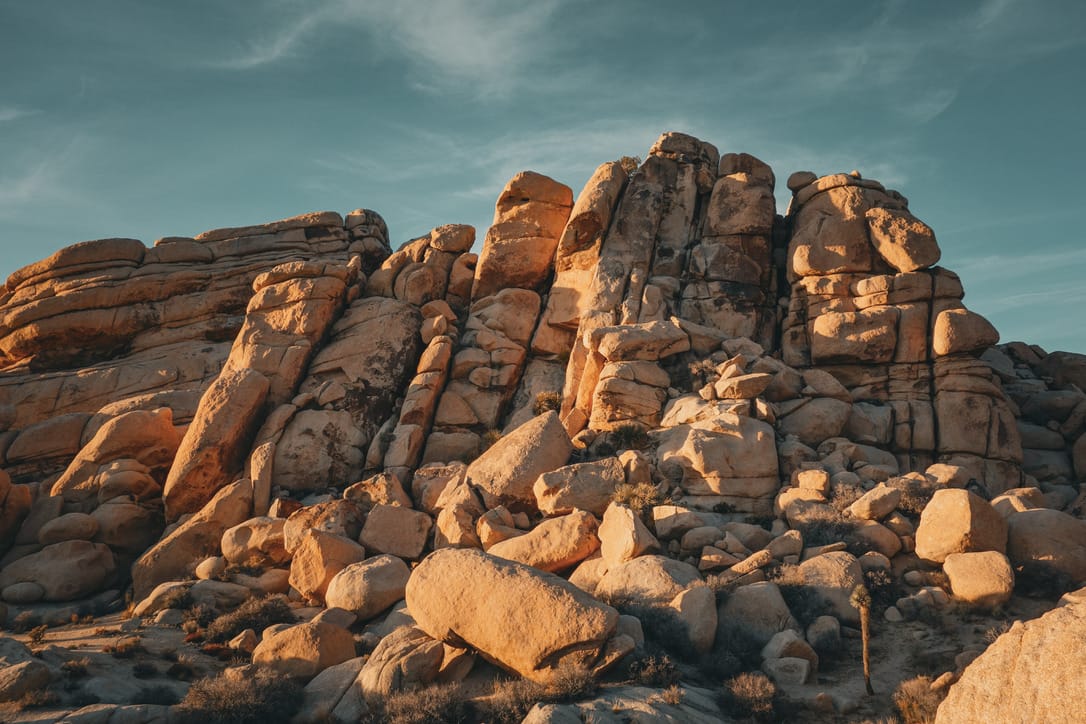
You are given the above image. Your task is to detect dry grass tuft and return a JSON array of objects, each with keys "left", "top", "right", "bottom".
[
  {"left": 892, "top": 675, "right": 944, "bottom": 724},
  {"left": 611, "top": 482, "right": 662, "bottom": 517},
  {"left": 533, "top": 391, "right": 562, "bottom": 416}
]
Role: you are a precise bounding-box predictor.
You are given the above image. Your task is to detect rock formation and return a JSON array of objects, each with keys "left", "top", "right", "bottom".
[{"left": 0, "top": 130, "right": 1084, "bottom": 722}]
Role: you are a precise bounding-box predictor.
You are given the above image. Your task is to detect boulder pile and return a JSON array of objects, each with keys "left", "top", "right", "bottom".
[{"left": 0, "top": 131, "right": 1083, "bottom": 722}]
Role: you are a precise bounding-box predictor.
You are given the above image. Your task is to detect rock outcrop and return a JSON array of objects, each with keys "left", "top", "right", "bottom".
[{"left": 0, "top": 129, "right": 1083, "bottom": 721}]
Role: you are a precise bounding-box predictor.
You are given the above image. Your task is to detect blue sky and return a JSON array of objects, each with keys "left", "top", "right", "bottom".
[{"left": 1, "top": 0, "right": 1084, "bottom": 352}]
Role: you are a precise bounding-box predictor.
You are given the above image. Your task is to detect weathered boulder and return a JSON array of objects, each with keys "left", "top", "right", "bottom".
[
  {"left": 0, "top": 660, "right": 52, "bottom": 703},
  {"left": 533, "top": 457, "right": 625, "bottom": 517},
  {"left": 933, "top": 308, "right": 999, "bottom": 357},
  {"left": 935, "top": 599, "right": 1086, "bottom": 724},
  {"left": 943, "top": 551, "right": 1014, "bottom": 608},
  {"left": 716, "top": 581, "right": 800, "bottom": 650},
  {"left": 487, "top": 509, "right": 601, "bottom": 573},
  {"left": 37, "top": 512, "right": 99, "bottom": 545},
  {"left": 289, "top": 529, "right": 366, "bottom": 602},
  {"left": 131, "top": 479, "right": 252, "bottom": 600},
  {"left": 598, "top": 502, "right": 660, "bottom": 567},
  {"left": 358, "top": 504, "right": 432, "bottom": 560},
  {"left": 915, "top": 489, "right": 1007, "bottom": 564},
  {"left": 220, "top": 516, "right": 288, "bottom": 566},
  {"left": 864, "top": 206, "right": 941, "bottom": 273},
  {"left": 0, "top": 540, "right": 115, "bottom": 602},
  {"left": 283, "top": 499, "right": 364, "bottom": 553},
  {"left": 252, "top": 620, "right": 357, "bottom": 680},
  {"left": 797, "top": 551, "right": 864, "bottom": 625},
  {"left": 1006, "top": 509, "right": 1086, "bottom": 583},
  {"left": 406, "top": 548, "right": 626, "bottom": 683},
  {"left": 357, "top": 626, "right": 445, "bottom": 698},
  {"left": 465, "top": 411, "right": 572, "bottom": 511},
  {"left": 325, "top": 554, "right": 411, "bottom": 621},
  {"left": 596, "top": 555, "right": 716, "bottom": 654}
]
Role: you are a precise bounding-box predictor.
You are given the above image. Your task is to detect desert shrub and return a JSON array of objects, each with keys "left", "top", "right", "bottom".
[
  {"left": 204, "top": 594, "right": 294, "bottom": 643},
  {"left": 864, "top": 568, "right": 901, "bottom": 611},
  {"left": 364, "top": 683, "right": 471, "bottom": 724},
  {"left": 545, "top": 664, "right": 598, "bottom": 703},
  {"left": 611, "top": 482, "right": 662, "bottom": 517},
  {"left": 184, "top": 603, "right": 217, "bottom": 630},
  {"left": 712, "top": 619, "right": 765, "bottom": 670},
  {"left": 177, "top": 668, "right": 302, "bottom": 724},
  {"left": 27, "top": 624, "right": 48, "bottom": 645},
  {"left": 720, "top": 672, "right": 777, "bottom": 721},
  {"left": 166, "top": 658, "right": 201, "bottom": 682},
  {"left": 480, "top": 428, "right": 503, "bottom": 452},
  {"left": 61, "top": 657, "right": 91, "bottom": 679},
  {"left": 532, "top": 391, "right": 562, "bottom": 416},
  {"left": 609, "top": 423, "right": 652, "bottom": 452},
  {"left": 134, "top": 685, "right": 181, "bottom": 706},
  {"left": 215, "top": 562, "right": 265, "bottom": 582},
  {"left": 477, "top": 678, "right": 546, "bottom": 723},
  {"left": 660, "top": 684, "right": 685, "bottom": 705},
  {"left": 619, "top": 155, "right": 642, "bottom": 174},
  {"left": 983, "top": 620, "right": 1013, "bottom": 646},
  {"left": 893, "top": 675, "right": 943, "bottom": 724},
  {"left": 104, "top": 636, "right": 144, "bottom": 659},
  {"left": 628, "top": 654, "right": 680, "bottom": 687}
]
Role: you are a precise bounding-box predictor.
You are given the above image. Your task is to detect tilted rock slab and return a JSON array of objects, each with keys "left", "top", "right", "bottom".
[
  {"left": 935, "top": 596, "right": 1086, "bottom": 724},
  {"left": 405, "top": 547, "right": 630, "bottom": 683}
]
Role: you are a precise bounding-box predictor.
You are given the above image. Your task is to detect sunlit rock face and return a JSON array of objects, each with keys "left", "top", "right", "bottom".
[{"left": 1, "top": 129, "right": 1084, "bottom": 722}]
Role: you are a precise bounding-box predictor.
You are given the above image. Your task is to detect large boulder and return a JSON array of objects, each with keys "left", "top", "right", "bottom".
[
  {"left": 487, "top": 509, "right": 601, "bottom": 573},
  {"left": 716, "top": 581, "right": 800, "bottom": 650},
  {"left": 935, "top": 598, "right": 1086, "bottom": 724},
  {"left": 131, "top": 479, "right": 253, "bottom": 600},
  {"left": 533, "top": 458, "right": 625, "bottom": 517},
  {"left": 220, "top": 516, "right": 288, "bottom": 566},
  {"left": 932, "top": 308, "right": 999, "bottom": 357},
  {"left": 357, "top": 626, "right": 445, "bottom": 698},
  {"left": 943, "top": 551, "right": 1014, "bottom": 608},
  {"left": 252, "top": 621, "right": 357, "bottom": 680},
  {"left": 598, "top": 502, "right": 660, "bottom": 567},
  {"left": 915, "top": 489, "right": 1007, "bottom": 564},
  {"left": 1006, "top": 509, "right": 1086, "bottom": 584},
  {"left": 797, "top": 551, "right": 864, "bottom": 625},
  {"left": 0, "top": 540, "right": 115, "bottom": 602},
  {"left": 596, "top": 555, "right": 717, "bottom": 654},
  {"left": 465, "top": 411, "right": 572, "bottom": 511},
  {"left": 358, "top": 505, "right": 432, "bottom": 561},
  {"left": 289, "top": 530, "right": 366, "bottom": 602},
  {"left": 324, "top": 554, "right": 411, "bottom": 621},
  {"left": 406, "top": 548, "right": 628, "bottom": 683}
]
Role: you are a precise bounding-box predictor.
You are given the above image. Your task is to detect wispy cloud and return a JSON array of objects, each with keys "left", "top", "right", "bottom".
[
  {"left": 0, "top": 137, "right": 89, "bottom": 217},
  {"left": 0, "top": 107, "right": 40, "bottom": 123},
  {"left": 205, "top": 0, "right": 564, "bottom": 96}
]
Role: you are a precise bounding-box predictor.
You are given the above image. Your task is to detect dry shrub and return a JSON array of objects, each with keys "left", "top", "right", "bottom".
[
  {"left": 16, "top": 688, "right": 59, "bottom": 710},
  {"left": 660, "top": 683, "right": 684, "bottom": 705},
  {"left": 159, "top": 587, "right": 193, "bottom": 611},
  {"left": 177, "top": 668, "right": 302, "bottom": 724},
  {"left": 10, "top": 611, "right": 40, "bottom": 633},
  {"left": 478, "top": 678, "right": 546, "bottom": 723},
  {"left": 104, "top": 636, "right": 144, "bottom": 658},
  {"left": 611, "top": 482, "right": 662, "bottom": 517},
  {"left": 983, "top": 620, "right": 1013, "bottom": 646},
  {"left": 721, "top": 671, "right": 777, "bottom": 721},
  {"left": 216, "top": 562, "right": 265, "bottom": 582},
  {"left": 609, "top": 423, "right": 652, "bottom": 452},
  {"left": 533, "top": 391, "right": 562, "bottom": 416},
  {"left": 365, "top": 683, "right": 471, "bottom": 724},
  {"left": 628, "top": 654, "right": 680, "bottom": 687},
  {"left": 892, "top": 675, "right": 944, "bottom": 724},
  {"left": 61, "top": 657, "right": 91, "bottom": 679},
  {"left": 204, "top": 594, "right": 294, "bottom": 643},
  {"left": 27, "top": 624, "right": 48, "bottom": 645},
  {"left": 545, "top": 664, "right": 598, "bottom": 703}
]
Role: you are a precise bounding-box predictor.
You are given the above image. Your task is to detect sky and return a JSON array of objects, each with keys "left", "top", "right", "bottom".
[{"left": 1, "top": 0, "right": 1084, "bottom": 352}]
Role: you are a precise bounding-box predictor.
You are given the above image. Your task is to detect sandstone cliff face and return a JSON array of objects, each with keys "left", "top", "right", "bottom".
[{"left": 0, "top": 130, "right": 1084, "bottom": 718}]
